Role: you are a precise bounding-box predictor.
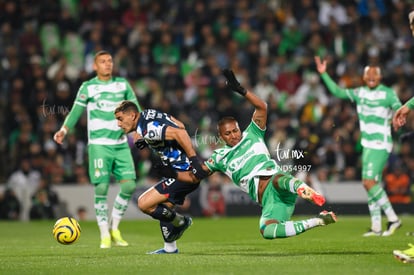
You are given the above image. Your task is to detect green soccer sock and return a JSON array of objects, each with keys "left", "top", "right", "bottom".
[
  {"left": 276, "top": 174, "right": 305, "bottom": 194},
  {"left": 368, "top": 184, "right": 398, "bottom": 222},
  {"left": 261, "top": 218, "right": 320, "bottom": 239}
]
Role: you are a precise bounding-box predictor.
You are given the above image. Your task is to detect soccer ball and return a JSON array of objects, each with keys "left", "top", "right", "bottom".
[{"left": 52, "top": 217, "right": 81, "bottom": 245}]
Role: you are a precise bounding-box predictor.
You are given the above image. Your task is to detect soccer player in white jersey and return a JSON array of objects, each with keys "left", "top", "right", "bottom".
[
  {"left": 164, "top": 69, "right": 337, "bottom": 240},
  {"left": 391, "top": 10, "right": 414, "bottom": 264},
  {"left": 315, "top": 56, "right": 402, "bottom": 237},
  {"left": 53, "top": 51, "right": 141, "bottom": 248}
]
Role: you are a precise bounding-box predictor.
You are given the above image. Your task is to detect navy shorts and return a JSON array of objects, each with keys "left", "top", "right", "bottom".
[{"left": 154, "top": 177, "right": 200, "bottom": 205}]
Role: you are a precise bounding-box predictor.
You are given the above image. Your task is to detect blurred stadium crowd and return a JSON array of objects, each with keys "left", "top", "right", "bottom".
[{"left": 2, "top": 0, "right": 414, "bottom": 219}]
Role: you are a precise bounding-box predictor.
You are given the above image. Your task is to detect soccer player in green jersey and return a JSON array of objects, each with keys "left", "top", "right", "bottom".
[
  {"left": 391, "top": 10, "right": 414, "bottom": 264},
  {"left": 164, "top": 69, "right": 337, "bottom": 240},
  {"left": 315, "top": 56, "right": 402, "bottom": 237},
  {"left": 53, "top": 51, "right": 141, "bottom": 248}
]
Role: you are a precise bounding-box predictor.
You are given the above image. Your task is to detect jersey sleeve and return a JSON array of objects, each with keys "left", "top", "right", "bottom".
[
  {"left": 388, "top": 88, "right": 402, "bottom": 111},
  {"left": 246, "top": 120, "right": 266, "bottom": 138},
  {"left": 63, "top": 82, "right": 87, "bottom": 130},
  {"left": 204, "top": 153, "right": 220, "bottom": 172},
  {"left": 320, "top": 72, "right": 356, "bottom": 101},
  {"left": 405, "top": 97, "right": 414, "bottom": 110}
]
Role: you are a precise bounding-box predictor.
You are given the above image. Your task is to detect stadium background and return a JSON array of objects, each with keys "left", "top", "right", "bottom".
[{"left": 1, "top": 0, "right": 414, "bottom": 221}]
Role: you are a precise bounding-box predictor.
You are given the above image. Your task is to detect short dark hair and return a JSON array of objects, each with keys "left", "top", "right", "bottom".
[
  {"left": 217, "top": 116, "right": 237, "bottom": 132},
  {"left": 94, "top": 50, "right": 111, "bottom": 61},
  {"left": 114, "top": 100, "right": 139, "bottom": 114}
]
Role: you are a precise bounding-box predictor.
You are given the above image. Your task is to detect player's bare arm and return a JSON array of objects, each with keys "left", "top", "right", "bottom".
[
  {"left": 222, "top": 69, "right": 267, "bottom": 130},
  {"left": 245, "top": 90, "right": 267, "bottom": 130},
  {"left": 164, "top": 126, "right": 197, "bottom": 157},
  {"left": 176, "top": 164, "right": 212, "bottom": 183},
  {"left": 171, "top": 116, "right": 186, "bottom": 129}
]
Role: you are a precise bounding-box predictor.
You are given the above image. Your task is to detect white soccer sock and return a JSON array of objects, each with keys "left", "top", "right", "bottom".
[
  {"left": 164, "top": 241, "right": 177, "bottom": 252},
  {"left": 99, "top": 223, "right": 110, "bottom": 239}
]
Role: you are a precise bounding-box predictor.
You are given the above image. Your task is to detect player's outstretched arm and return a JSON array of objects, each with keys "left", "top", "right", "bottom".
[
  {"left": 222, "top": 69, "right": 267, "bottom": 130},
  {"left": 165, "top": 126, "right": 209, "bottom": 180},
  {"left": 314, "top": 56, "right": 327, "bottom": 74}
]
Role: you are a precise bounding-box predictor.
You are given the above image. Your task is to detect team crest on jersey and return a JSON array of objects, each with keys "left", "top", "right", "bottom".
[
  {"left": 207, "top": 158, "right": 214, "bottom": 165},
  {"left": 95, "top": 169, "right": 101, "bottom": 178},
  {"left": 79, "top": 94, "right": 87, "bottom": 100}
]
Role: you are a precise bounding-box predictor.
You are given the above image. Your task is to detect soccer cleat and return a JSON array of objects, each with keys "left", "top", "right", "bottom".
[
  {"left": 165, "top": 216, "right": 193, "bottom": 242},
  {"left": 110, "top": 229, "right": 129, "bottom": 246},
  {"left": 297, "top": 186, "right": 326, "bottom": 206},
  {"left": 146, "top": 248, "right": 179, "bottom": 254},
  {"left": 317, "top": 210, "right": 337, "bottom": 225},
  {"left": 382, "top": 220, "right": 402, "bottom": 237},
  {"left": 100, "top": 236, "right": 111, "bottom": 249},
  {"left": 393, "top": 243, "right": 414, "bottom": 263},
  {"left": 362, "top": 229, "right": 382, "bottom": 237}
]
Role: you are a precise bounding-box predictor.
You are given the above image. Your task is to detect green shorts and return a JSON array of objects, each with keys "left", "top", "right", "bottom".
[
  {"left": 361, "top": 148, "right": 389, "bottom": 182},
  {"left": 88, "top": 143, "right": 136, "bottom": 184},
  {"left": 259, "top": 177, "right": 297, "bottom": 227}
]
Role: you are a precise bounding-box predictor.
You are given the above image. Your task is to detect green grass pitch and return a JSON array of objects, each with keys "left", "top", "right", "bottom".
[{"left": 1, "top": 216, "right": 414, "bottom": 274}]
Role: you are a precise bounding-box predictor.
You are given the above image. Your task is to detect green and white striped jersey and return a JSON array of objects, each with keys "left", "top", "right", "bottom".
[
  {"left": 321, "top": 73, "right": 401, "bottom": 152},
  {"left": 204, "top": 121, "right": 281, "bottom": 202},
  {"left": 63, "top": 76, "right": 140, "bottom": 145}
]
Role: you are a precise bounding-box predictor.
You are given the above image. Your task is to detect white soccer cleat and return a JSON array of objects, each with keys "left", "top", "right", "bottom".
[{"left": 382, "top": 220, "right": 402, "bottom": 237}]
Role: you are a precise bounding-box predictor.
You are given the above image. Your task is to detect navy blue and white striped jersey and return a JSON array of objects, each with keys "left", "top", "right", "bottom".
[{"left": 136, "top": 109, "right": 190, "bottom": 171}]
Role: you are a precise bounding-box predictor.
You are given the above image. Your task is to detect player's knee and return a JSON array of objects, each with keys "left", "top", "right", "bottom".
[
  {"left": 94, "top": 183, "right": 109, "bottom": 196},
  {"left": 137, "top": 197, "right": 150, "bottom": 213},
  {"left": 260, "top": 219, "right": 280, "bottom": 240},
  {"left": 120, "top": 180, "right": 137, "bottom": 195}
]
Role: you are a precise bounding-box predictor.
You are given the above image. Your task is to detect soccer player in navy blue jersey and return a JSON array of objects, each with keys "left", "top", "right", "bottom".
[{"left": 114, "top": 101, "right": 207, "bottom": 254}]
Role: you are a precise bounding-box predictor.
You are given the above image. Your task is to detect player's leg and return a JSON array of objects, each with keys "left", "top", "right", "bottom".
[
  {"left": 259, "top": 183, "right": 336, "bottom": 239},
  {"left": 272, "top": 173, "right": 325, "bottom": 206},
  {"left": 140, "top": 178, "right": 199, "bottom": 254},
  {"left": 362, "top": 148, "right": 401, "bottom": 236},
  {"left": 88, "top": 144, "right": 112, "bottom": 248},
  {"left": 111, "top": 145, "right": 137, "bottom": 246},
  {"left": 138, "top": 187, "right": 187, "bottom": 227}
]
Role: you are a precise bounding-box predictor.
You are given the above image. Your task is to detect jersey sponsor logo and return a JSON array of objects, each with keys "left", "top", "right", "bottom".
[
  {"left": 96, "top": 100, "right": 119, "bottom": 109},
  {"left": 144, "top": 109, "right": 157, "bottom": 120},
  {"left": 229, "top": 148, "right": 255, "bottom": 172}
]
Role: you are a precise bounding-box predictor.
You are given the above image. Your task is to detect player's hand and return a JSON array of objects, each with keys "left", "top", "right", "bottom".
[
  {"left": 314, "top": 56, "right": 327, "bottom": 74},
  {"left": 135, "top": 138, "right": 147, "bottom": 150},
  {"left": 189, "top": 156, "right": 209, "bottom": 180},
  {"left": 153, "top": 161, "right": 177, "bottom": 179},
  {"left": 393, "top": 106, "right": 410, "bottom": 131},
  {"left": 53, "top": 129, "right": 66, "bottom": 145},
  {"left": 222, "top": 69, "right": 247, "bottom": 96}
]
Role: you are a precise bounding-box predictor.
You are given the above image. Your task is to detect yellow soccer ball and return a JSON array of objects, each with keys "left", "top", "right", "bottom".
[{"left": 52, "top": 217, "right": 81, "bottom": 245}]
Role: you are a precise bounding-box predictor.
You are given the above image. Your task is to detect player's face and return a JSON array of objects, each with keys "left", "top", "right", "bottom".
[
  {"left": 115, "top": 111, "right": 136, "bottom": 133},
  {"left": 218, "top": 121, "right": 242, "bottom": 147},
  {"left": 362, "top": 67, "right": 381, "bottom": 89},
  {"left": 93, "top": 54, "right": 113, "bottom": 79}
]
